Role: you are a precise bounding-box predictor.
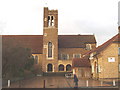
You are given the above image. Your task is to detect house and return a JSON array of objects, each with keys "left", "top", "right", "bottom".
[
  {"left": 72, "top": 56, "right": 92, "bottom": 78},
  {"left": 79, "top": 30, "right": 120, "bottom": 79},
  {"left": 2, "top": 7, "right": 96, "bottom": 74}
]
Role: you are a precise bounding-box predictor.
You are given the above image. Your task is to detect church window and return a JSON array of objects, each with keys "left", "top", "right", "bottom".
[
  {"left": 48, "top": 16, "right": 51, "bottom": 26},
  {"left": 89, "top": 53, "right": 94, "bottom": 60},
  {"left": 51, "top": 16, "right": 54, "bottom": 26},
  {"left": 66, "top": 64, "right": 71, "bottom": 71},
  {"left": 73, "top": 54, "right": 81, "bottom": 58},
  {"left": 48, "top": 15, "right": 54, "bottom": 27},
  {"left": 86, "top": 44, "right": 92, "bottom": 50},
  {"left": 58, "top": 64, "right": 64, "bottom": 71},
  {"left": 98, "top": 65, "right": 101, "bottom": 73},
  {"left": 47, "top": 64, "right": 53, "bottom": 72},
  {"left": 35, "top": 55, "right": 38, "bottom": 64},
  {"left": 61, "top": 54, "right": 69, "bottom": 60},
  {"left": 92, "top": 64, "right": 94, "bottom": 73},
  {"left": 48, "top": 42, "right": 52, "bottom": 58}
]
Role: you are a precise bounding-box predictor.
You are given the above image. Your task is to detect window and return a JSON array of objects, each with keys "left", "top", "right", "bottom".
[
  {"left": 48, "top": 16, "right": 50, "bottom": 26},
  {"left": 119, "top": 64, "right": 120, "bottom": 72},
  {"left": 66, "top": 64, "right": 71, "bottom": 71},
  {"left": 35, "top": 55, "right": 38, "bottom": 64},
  {"left": 73, "top": 54, "right": 81, "bottom": 58},
  {"left": 118, "top": 47, "right": 120, "bottom": 55},
  {"left": 92, "top": 64, "right": 94, "bottom": 73},
  {"left": 86, "top": 44, "right": 92, "bottom": 50},
  {"left": 98, "top": 65, "right": 101, "bottom": 73},
  {"left": 61, "top": 54, "right": 69, "bottom": 60},
  {"left": 48, "top": 42, "right": 52, "bottom": 58},
  {"left": 59, "top": 64, "right": 64, "bottom": 71},
  {"left": 51, "top": 16, "right": 54, "bottom": 26},
  {"left": 48, "top": 15, "right": 54, "bottom": 27},
  {"left": 89, "top": 53, "right": 94, "bottom": 60},
  {"left": 47, "top": 64, "right": 53, "bottom": 72},
  {"left": 32, "top": 55, "right": 35, "bottom": 59}
]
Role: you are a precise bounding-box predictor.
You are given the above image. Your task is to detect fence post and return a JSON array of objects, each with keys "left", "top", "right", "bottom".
[
  {"left": 113, "top": 80, "right": 116, "bottom": 86},
  {"left": 86, "top": 80, "right": 88, "bottom": 87},
  {"left": 100, "top": 81, "right": 103, "bottom": 86},
  {"left": 8, "top": 80, "right": 10, "bottom": 88},
  {"left": 43, "top": 80, "right": 45, "bottom": 88}
]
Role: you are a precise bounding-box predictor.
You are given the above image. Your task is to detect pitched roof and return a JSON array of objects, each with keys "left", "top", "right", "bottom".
[
  {"left": 2, "top": 35, "right": 43, "bottom": 54},
  {"left": 83, "top": 33, "right": 120, "bottom": 56},
  {"left": 2, "top": 34, "right": 96, "bottom": 54},
  {"left": 72, "top": 56, "right": 91, "bottom": 68},
  {"left": 58, "top": 35, "right": 96, "bottom": 48},
  {"left": 113, "top": 33, "right": 120, "bottom": 43}
]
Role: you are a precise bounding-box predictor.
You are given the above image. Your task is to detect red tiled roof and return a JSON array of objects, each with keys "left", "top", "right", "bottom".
[
  {"left": 83, "top": 33, "right": 120, "bottom": 56},
  {"left": 2, "top": 34, "right": 96, "bottom": 53},
  {"left": 113, "top": 33, "right": 120, "bottom": 43},
  {"left": 72, "top": 56, "right": 91, "bottom": 68}
]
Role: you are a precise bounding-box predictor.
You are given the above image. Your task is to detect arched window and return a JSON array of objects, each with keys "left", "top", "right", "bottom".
[
  {"left": 47, "top": 64, "right": 53, "bottom": 72},
  {"left": 51, "top": 16, "right": 54, "bottom": 26},
  {"left": 48, "top": 16, "right": 54, "bottom": 27},
  {"left": 86, "top": 44, "right": 92, "bottom": 50},
  {"left": 35, "top": 55, "right": 38, "bottom": 64},
  {"left": 59, "top": 64, "right": 64, "bottom": 71},
  {"left": 48, "top": 42, "right": 52, "bottom": 58},
  {"left": 94, "top": 62, "right": 97, "bottom": 73},
  {"left": 66, "top": 64, "right": 72, "bottom": 71},
  {"left": 48, "top": 16, "right": 51, "bottom": 26}
]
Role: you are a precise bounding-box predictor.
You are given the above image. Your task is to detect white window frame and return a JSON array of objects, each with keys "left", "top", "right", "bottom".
[
  {"left": 67, "top": 54, "right": 69, "bottom": 60},
  {"left": 32, "top": 55, "right": 39, "bottom": 64},
  {"left": 48, "top": 16, "right": 51, "bottom": 26},
  {"left": 46, "top": 42, "right": 54, "bottom": 60},
  {"left": 89, "top": 53, "right": 94, "bottom": 60},
  {"left": 98, "top": 65, "right": 101, "bottom": 73},
  {"left": 61, "top": 54, "right": 69, "bottom": 60},
  {"left": 92, "top": 64, "right": 94, "bottom": 73},
  {"left": 48, "top": 15, "right": 55, "bottom": 27},
  {"left": 73, "top": 54, "right": 81, "bottom": 58},
  {"left": 86, "top": 44, "right": 92, "bottom": 50}
]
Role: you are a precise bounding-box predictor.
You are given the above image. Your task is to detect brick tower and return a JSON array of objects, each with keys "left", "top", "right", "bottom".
[{"left": 42, "top": 7, "right": 58, "bottom": 72}]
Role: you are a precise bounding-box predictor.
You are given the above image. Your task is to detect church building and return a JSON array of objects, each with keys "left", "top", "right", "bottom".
[
  {"left": 72, "top": 33, "right": 120, "bottom": 79},
  {"left": 2, "top": 7, "right": 96, "bottom": 74}
]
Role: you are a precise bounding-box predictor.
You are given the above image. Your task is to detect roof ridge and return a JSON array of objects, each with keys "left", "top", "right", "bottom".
[
  {"left": 0, "top": 35, "right": 43, "bottom": 36},
  {"left": 58, "top": 34, "right": 95, "bottom": 36},
  {"left": 83, "top": 34, "right": 119, "bottom": 56}
]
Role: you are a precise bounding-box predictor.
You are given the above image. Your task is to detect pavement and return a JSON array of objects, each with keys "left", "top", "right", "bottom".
[{"left": 3, "top": 76, "right": 119, "bottom": 88}]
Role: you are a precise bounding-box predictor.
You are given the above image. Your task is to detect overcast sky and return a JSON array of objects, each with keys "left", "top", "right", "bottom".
[{"left": 0, "top": 0, "right": 119, "bottom": 46}]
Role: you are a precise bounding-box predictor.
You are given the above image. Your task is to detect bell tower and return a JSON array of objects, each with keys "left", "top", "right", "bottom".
[{"left": 42, "top": 7, "right": 58, "bottom": 72}]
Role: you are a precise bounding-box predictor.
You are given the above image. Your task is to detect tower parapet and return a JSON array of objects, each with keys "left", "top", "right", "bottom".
[{"left": 42, "top": 7, "right": 58, "bottom": 72}]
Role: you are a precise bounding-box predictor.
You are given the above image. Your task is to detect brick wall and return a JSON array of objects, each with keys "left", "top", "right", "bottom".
[{"left": 91, "top": 43, "right": 119, "bottom": 79}]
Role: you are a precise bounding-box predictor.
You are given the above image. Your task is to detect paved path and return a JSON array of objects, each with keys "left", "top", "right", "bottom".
[{"left": 3, "top": 76, "right": 115, "bottom": 88}]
